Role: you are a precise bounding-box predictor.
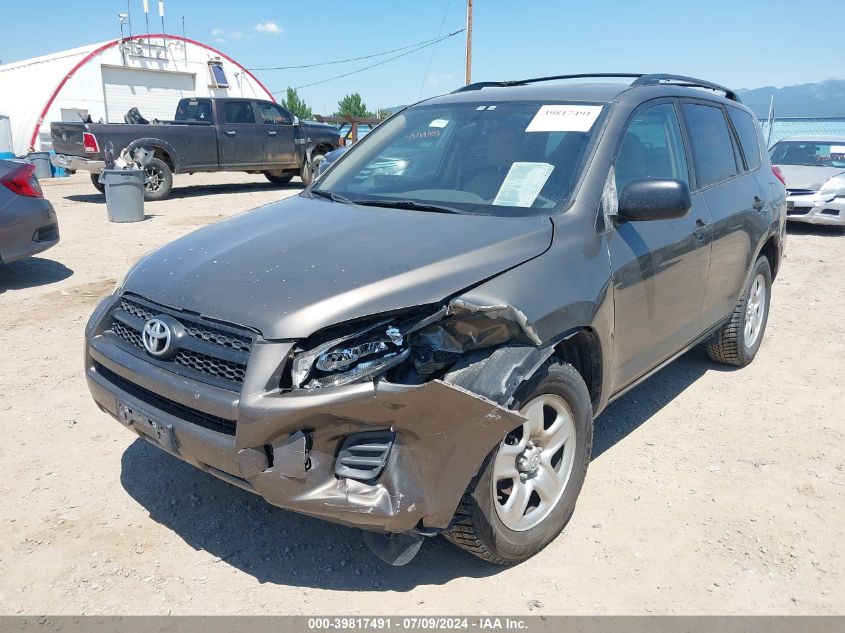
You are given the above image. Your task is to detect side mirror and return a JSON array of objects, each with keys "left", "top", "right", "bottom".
[{"left": 617, "top": 178, "right": 691, "bottom": 221}]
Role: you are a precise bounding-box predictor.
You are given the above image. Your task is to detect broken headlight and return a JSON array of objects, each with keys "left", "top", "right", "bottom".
[
  {"left": 290, "top": 321, "right": 410, "bottom": 389},
  {"left": 818, "top": 174, "right": 845, "bottom": 199}
]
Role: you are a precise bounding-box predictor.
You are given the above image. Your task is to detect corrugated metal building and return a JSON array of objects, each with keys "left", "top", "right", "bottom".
[{"left": 0, "top": 34, "right": 274, "bottom": 156}]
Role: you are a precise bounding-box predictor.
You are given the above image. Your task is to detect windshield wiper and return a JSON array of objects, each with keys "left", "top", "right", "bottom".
[
  {"left": 355, "top": 199, "right": 465, "bottom": 214},
  {"left": 310, "top": 189, "right": 354, "bottom": 204}
]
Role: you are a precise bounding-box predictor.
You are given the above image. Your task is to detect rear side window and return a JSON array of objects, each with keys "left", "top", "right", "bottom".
[
  {"left": 175, "top": 100, "right": 212, "bottom": 123},
  {"left": 224, "top": 102, "right": 256, "bottom": 124},
  {"left": 681, "top": 103, "right": 738, "bottom": 187},
  {"left": 727, "top": 107, "right": 762, "bottom": 170},
  {"left": 615, "top": 103, "right": 689, "bottom": 194}
]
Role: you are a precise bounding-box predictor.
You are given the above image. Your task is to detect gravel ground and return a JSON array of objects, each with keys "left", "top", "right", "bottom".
[{"left": 0, "top": 171, "right": 842, "bottom": 615}]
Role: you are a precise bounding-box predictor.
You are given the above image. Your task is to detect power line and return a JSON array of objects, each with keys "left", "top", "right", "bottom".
[
  {"left": 271, "top": 28, "right": 465, "bottom": 93},
  {"left": 250, "top": 31, "right": 459, "bottom": 71},
  {"left": 418, "top": 0, "right": 454, "bottom": 98}
]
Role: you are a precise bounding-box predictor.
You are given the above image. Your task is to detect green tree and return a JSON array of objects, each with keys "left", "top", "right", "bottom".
[
  {"left": 283, "top": 87, "right": 312, "bottom": 120},
  {"left": 335, "top": 93, "right": 373, "bottom": 118},
  {"left": 377, "top": 108, "right": 392, "bottom": 120}
]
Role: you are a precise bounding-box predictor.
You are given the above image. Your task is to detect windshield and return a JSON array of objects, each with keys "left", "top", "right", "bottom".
[
  {"left": 314, "top": 101, "right": 605, "bottom": 216},
  {"left": 770, "top": 141, "right": 845, "bottom": 168}
]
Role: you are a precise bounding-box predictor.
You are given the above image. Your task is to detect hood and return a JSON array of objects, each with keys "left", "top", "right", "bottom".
[
  {"left": 123, "top": 197, "right": 553, "bottom": 339},
  {"left": 774, "top": 164, "right": 845, "bottom": 191}
]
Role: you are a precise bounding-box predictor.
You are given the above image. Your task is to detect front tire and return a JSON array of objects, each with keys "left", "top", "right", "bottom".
[
  {"left": 300, "top": 148, "right": 329, "bottom": 187},
  {"left": 444, "top": 361, "right": 593, "bottom": 565},
  {"left": 263, "top": 171, "right": 293, "bottom": 185},
  {"left": 706, "top": 256, "right": 772, "bottom": 367},
  {"left": 142, "top": 157, "right": 173, "bottom": 201}
]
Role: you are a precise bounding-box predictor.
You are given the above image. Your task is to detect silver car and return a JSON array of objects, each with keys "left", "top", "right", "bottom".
[
  {"left": 770, "top": 135, "right": 845, "bottom": 227},
  {"left": 0, "top": 159, "right": 60, "bottom": 264}
]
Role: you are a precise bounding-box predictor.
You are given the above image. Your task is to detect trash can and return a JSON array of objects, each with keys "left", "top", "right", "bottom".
[
  {"left": 26, "top": 152, "right": 53, "bottom": 180},
  {"left": 99, "top": 168, "right": 145, "bottom": 223}
]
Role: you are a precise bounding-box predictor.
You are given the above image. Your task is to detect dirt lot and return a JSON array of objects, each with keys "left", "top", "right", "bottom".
[{"left": 0, "top": 171, "right": 842, "bottom": 615}]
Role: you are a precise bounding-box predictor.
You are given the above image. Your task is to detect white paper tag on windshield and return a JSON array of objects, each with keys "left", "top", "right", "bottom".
[
  {"left": 493, "top": 162, "right": 555, "bottom": 207},
  {"left": 525, "top": 105, "right": 603, "bottom": 132},
  {"left": 830, "top": 145, "right": 845, "bottom": 154},
  {"left": 429, "top": 119, "right": 449, "bottom": 128}
]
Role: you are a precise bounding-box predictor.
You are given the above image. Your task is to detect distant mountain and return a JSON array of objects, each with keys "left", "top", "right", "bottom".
[{"left": 737, "top": 79, "right": 845, "bottom": 118}]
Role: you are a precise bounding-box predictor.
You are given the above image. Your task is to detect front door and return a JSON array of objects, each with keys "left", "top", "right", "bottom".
[
  {"left": 219, "top": 100, "right": 264, "bottom": 168},
  {"left": 257, "top": 102, "right": 297, "bottom": 168},
  {"left": 608, "top": 101, "right": 713, "bottom": 393}
]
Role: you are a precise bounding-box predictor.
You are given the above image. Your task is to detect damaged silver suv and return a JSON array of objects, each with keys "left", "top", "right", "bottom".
[{"left": 85, "top": 74, "right": 786, "bottom": 566}]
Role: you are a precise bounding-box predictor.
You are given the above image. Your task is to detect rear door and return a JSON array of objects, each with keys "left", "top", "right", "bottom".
[
  {"left": 219, "top": 100, "right": 265, "bottom": 168},
  {"left": 680, "top": 101, "right": 763, "bottom": 329},
  {"left": 608, "top": 100, "right": 713, "bottom": 391},
  {"left": 256, "top": 101, "right": 297, "bottom": 167}
]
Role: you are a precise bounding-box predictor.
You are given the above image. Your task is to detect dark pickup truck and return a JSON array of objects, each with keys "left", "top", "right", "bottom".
[{"left": 51, "top": 97, "right": 341, "bottom": 200}]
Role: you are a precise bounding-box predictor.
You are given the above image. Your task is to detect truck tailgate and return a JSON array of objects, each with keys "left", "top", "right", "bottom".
[{"left": 51, "top": 122, "right": 88, "bottom": 156}]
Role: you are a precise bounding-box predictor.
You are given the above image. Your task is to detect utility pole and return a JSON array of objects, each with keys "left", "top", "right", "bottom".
[{"left": 465, "top": 0, "right": 473, "bottom": 85}]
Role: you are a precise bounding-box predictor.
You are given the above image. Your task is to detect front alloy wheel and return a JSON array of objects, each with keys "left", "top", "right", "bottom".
[{"left": 493, "top": 394, "right": 577, "bottom": 531}]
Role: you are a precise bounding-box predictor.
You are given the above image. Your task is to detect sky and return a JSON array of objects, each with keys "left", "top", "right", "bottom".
[{"left": 0, "top": 0, "right": 842, "bottom": 115}]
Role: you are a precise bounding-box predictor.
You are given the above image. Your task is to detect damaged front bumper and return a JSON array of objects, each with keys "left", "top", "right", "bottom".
[
  {"left": 85, "top": 310, "right": 526, "bottom": 534},
  {"left": 786, "top": 193, "right": 845, "bottom": 225}
]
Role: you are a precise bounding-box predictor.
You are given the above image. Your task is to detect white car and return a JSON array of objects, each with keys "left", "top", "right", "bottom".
[{"left": 770, "top": 135, "right": 845, "bottom": 227}]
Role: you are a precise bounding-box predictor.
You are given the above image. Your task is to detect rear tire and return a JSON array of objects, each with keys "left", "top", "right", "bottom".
[
  {"left": 263, "top": 171, "right": 293, "bottom": 185},
  {"left": 90, "top": 173, "right": 105, "bottom": 194},
  {"left": 142, "top": 157, "right": 173, "bottom": 201},
  {"left": 706, "top": 255, "right": 772, "bottom": 367},
  {"left": 444, "top": 361, "right": 593, "bottom": 565}
]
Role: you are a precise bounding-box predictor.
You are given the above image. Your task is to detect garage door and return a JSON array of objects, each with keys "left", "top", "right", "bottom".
[{"left": 101, "top": 66, "right": 196, "bottom": 123}]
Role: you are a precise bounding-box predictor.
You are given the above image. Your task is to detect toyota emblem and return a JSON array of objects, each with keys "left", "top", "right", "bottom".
[{"left": 142, "top": 317, "right": 172, "bottom": 357}]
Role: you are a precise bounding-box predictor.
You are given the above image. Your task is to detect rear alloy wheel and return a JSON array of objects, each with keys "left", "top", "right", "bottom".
[
  {"left": 90, "top": 172, "right": 105, "bottom": 194},
  {"left": 706, "top": 255, "right": 772, "bottom": 366},
  {"left": 444, "top": 361, "right": 593, "bottom": 565},
  {"left": 142, "top": 157, "right": 173, "bottom": 201}
]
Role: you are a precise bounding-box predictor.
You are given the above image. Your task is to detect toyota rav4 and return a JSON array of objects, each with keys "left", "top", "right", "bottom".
[{"left": 85, "top": 73, "right": 786, "bottom": 566}]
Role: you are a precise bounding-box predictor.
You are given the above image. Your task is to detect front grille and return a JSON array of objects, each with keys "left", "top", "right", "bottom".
[
  {"left": 787, "top": 189, "right": 815, "bottom": 196},
  {"left": 105, "top": 295, "right": 254, "bottom": 390},
  {"left": 95, "top": 362, "right": 236, "bottom": 435},
  {"left": 787, "top": 206, "right": 811, "bottom": 216},
  {"left": 174, "top": 349, "right": 246, "bottom": 383}
]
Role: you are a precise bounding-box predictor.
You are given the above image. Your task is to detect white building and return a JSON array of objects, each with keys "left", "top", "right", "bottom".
[{"left": 0, "top": 34, "right": 274, "bottom": 156}]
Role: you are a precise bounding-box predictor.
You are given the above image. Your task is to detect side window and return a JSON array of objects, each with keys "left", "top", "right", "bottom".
[
  {"left": 615, "top": 103, "right": 689, "bottom": 195},
  {"left": 681, "top": 103, "right": 738, "bottom": 187},
  {"left": 258, "top": 102, "right": 293, "bottom": 125},
  {"left": 224, "top": 101, "right": 256, "bottom": 124},
  {"left": 175, "top": 100, "right": 212, "bottom": 123},
  {"left": 727, "top": 107, "right": 762, "bottom": 170}
]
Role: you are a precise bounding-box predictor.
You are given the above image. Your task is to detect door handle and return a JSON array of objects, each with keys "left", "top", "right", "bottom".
[
  {"left": 267, "top": 131, "right": 277, "bottom": 137},
  {"left": 693, "top": 218, "right": 709, "bottom": 240},
  {"left": 753, "top": 196, "right": 765, "bottom": 210},
  {"left": 224, "top": 130, "right": 236, "bottom": 137}
]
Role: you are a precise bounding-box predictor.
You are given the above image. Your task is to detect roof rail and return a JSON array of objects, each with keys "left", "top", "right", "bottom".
[
  {"left": 452, "top": 73, "right": 644, "bottom": 93},
  {"left": 452, "top": 72, "right": 740, "bottom": 102},
  {"left": 631, "top": 74, "right": 739, "bottom": 101}
]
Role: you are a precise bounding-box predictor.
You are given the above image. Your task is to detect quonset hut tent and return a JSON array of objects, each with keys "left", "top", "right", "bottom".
[{"left": 0, "top": 34, "right": 274, "bottom": 157}]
